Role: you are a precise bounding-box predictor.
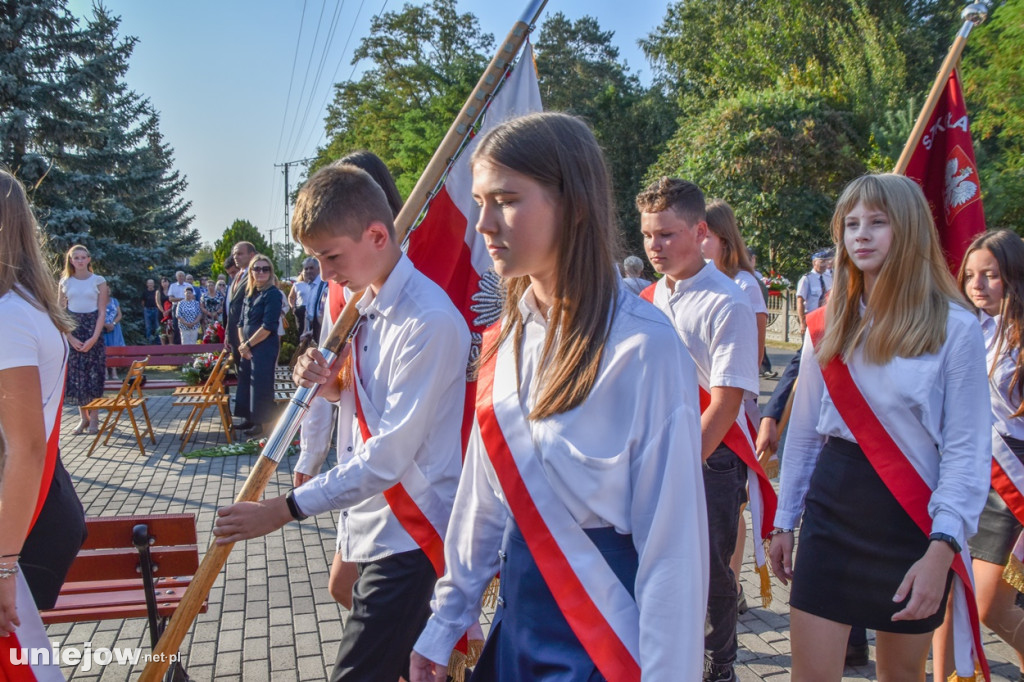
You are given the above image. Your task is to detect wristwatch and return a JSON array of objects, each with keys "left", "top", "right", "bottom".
[
  {"left": 285, "top": 489, "right": 308, "bottom": 521},
  {"left": 928, "top": 532, "right": 961, "bottom": 554}
]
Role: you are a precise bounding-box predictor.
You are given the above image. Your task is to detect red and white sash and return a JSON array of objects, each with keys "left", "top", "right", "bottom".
[
  {"left": 349, "top": 342, "right": 447, "bottom": 577},
  {"left": 807, "top": 310, "right": 989, "bottom": 681},
  {"left": 1, "top": 369, "right": 66, "bottom": 681},
  {"left": 989, "top": 430, "right": 1024, "bottom": 591},
  {"left": 475, "top": 325, "right": 641, "bottom": 681},
  {"left": 640, "top": 283, "right": 778, "bottom": 596}
]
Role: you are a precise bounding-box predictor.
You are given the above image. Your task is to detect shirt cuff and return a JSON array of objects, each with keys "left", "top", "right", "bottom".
[
  {"left": 930, "top": 510, "right": 966, "bottom": 550},
  {"left": 773, "top": 507, "right": 803, "bottom": 531},
  {"left": 414, "top": 616, "right": 466, "bottom": 667},
  {"left": 291, "top": 476, "right": 338, "bottom": 518}
]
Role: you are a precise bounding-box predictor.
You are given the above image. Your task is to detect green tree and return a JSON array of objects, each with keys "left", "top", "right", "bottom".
[
  {"left": 2, "top": 2, "right": 198, "bottom": 342},
  {"left": 314, "top": 0, "right": 493, "bottom": 196},
  {"left": 212, "top": 220, "right": 275, "bottom": 276},
  {"left": 962, "top": 0, "right": 1024, "bottom": 230},
  {"left": 534, "top": 13, "right": 676, "bottom": 260},
  {"left": 650, "top": 88, "right": 867, "bottom": 280}
]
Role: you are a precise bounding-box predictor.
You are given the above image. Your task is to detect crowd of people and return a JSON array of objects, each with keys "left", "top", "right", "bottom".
[{"left": 3, "top": 107, "right": 1024, "bottom": 682}]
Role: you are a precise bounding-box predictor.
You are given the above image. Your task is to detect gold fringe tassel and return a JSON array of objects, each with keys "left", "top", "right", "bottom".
[
  {"left": 446, "top": 637, "right": 485, "bottom": 682},
  {"left": 945, "top": 667, "right": 979, "bottom": 681},
  {"left": 481, "top": 574, "right": 501, "bottom": 609},
  {"left": 757, "top": 561, "right": 773, "bottom": 609},
  {"left": 1004, "top": 554, "right": 1024, "bottom": 593}
]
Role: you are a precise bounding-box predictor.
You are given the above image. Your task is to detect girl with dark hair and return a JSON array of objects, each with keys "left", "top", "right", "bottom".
[
  {"left": 933, "top": 229, "right": 1024, "bottom": 679},
  {"left": 411, "top": 112, "right": 709, "bottom": 680}
]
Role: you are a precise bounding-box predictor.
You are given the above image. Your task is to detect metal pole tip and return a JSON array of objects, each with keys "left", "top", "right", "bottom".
[{"left": 962, "top": 2, "right": 989, "bottom": 25}]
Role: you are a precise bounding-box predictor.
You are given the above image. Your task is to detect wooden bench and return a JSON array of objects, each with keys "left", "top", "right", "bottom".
[
  {"left": 105, "top": 344, "right": 225, "bottom": 391},
  {"left": 40, "top": 514, "right": 208, "bottom": 680}
]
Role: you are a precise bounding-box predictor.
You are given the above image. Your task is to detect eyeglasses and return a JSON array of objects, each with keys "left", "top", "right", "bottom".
[{"left": 252, "top": 265, "right": 272, "bottom": 274}]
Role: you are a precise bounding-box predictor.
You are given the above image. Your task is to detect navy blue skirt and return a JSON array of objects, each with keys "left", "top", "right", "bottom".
[{"left": 471, "top": 521, "right": 638, "bottom": 682}]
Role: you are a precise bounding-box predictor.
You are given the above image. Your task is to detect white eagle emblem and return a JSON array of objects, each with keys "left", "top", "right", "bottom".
[
  {"left": 944, "top": 157, "right": 978, "bottom": 212},
  {"left": 466, "top": 268, "right": 504, "bottom": 381}
]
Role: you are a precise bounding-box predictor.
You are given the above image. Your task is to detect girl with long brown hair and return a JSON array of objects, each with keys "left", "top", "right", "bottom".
[
  {"left": 410, "top": 112, "right": 709, "bottom": 680},
  {"left": 768, "top": 173, "right": 990, "bottom": 680}
]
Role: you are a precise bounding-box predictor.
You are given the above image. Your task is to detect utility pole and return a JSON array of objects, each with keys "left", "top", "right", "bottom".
[{"left": 273, "top": 157, "right": 316, "bottom": 279}]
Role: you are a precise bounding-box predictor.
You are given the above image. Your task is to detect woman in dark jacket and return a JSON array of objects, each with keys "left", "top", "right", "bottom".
[{"left": 235, "top": 254, "right": 283, "bottom": 437}]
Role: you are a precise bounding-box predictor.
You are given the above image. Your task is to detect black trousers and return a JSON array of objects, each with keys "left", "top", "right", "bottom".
[
  {"left": 20, "top": 454, "right": 87, "bottom": 609},
  {"left": 329, "top": 549, "right": 437, "bottom": 682}
]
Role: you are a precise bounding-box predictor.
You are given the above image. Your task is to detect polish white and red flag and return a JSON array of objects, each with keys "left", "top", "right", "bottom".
[
  {"left": 405, "top": 44, "right": 543, "bottom": 384},
  {"left": 902, "top": 68, "right": 986, "bottom": 273}
]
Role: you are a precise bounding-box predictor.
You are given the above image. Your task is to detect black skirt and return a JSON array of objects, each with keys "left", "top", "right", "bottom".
[
  {"left": 791, "top": 437, "right": 953, "bottom": 634},
  {"left": 968, "top": 434, "right": 1024, "bottom": 565}
]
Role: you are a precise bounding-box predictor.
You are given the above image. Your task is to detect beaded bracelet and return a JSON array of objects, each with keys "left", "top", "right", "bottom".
[
  {"left": 767, "top": 528, "right": 794, "bottom": 537},
  {"left": 0, "top": 564, "right": 18, "bottom": 579}
]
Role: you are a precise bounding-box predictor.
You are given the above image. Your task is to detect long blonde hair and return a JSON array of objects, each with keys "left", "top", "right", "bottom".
[
  {"left": 706, "top": 199, "right": 755, "bottom": 279},
  {"left": 62, "top": 244, "right": 93, "bottom": 280},
  {"left": 475, "top": 113, "right": 621, "bottom": 420},
  {"left": 245, "top": 254, "right": 277, "bottom": 296},
  {"left": 817, "top": 173, "right": 964, "bottom": 365},
  {"left": 0, "top": 170, "right": 74, "bottom": 332}
]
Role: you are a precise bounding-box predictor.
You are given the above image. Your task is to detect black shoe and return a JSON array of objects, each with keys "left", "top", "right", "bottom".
[
  {"left": 760, "top": 370, "right": 778, "bottom": 378},
  {"left": 703, "top": 660, "right": 736, "bottom": 682},
  {"left": 737, "top": 590, "right": 749, "bottom": 615},
  {"left": 844, "top": 642, "right": 869, "bottom": 667},
  {"left": 234, "top": 420, "right": 255, "bottom": 431},
  {"left": 243, "top": 424, "right": 264, "bottom": 437}
]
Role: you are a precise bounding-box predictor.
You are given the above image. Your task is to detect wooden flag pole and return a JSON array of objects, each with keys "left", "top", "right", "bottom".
[
  {"left": 893, "top": 2, "right": 988, "bottom": 174},
  {"left": 139, "top": 2, "right": 548, "bottom": 679}
]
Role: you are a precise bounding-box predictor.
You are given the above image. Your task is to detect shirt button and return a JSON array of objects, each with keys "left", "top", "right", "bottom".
[
  {"left": 342, "top": 511, "right": 348, "bottom": 517},
  {"left": 346, "top": 446, "right": 353, "bottom": 452},
  {"left": 363, "top": 346, "right": 368, "bottom": 352},
  {"left": 369, "top": 314, "right": 375, "bottom": 320}
]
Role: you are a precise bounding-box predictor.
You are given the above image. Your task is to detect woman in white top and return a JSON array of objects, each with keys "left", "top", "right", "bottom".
[
  {"left": 767, "top": 173, "right": 990, "bottom": 680},
  {"left": 0, "top": 169, "right": 87, "bottom": 680},
  {"left": 411, "top": 112, "right": 708, "bottom": 681},
  {"left": 58, "top": 244, "right": 109, "bottom": 434},
  {"left": 933, "top": 229, "right": 1024, "bottom": 678}
]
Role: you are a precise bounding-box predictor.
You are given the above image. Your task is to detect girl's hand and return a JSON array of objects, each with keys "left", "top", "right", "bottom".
[
  {"left": 891, "top": 541, "right": 956, "bottom": 621},
  {"left": 67, "top": 336, "right": 83, "bottom": 352},
  {"left": 0, "top": 570, "right": 21, "bottom": 636},
  {"left": 768, "top": 531, "right": 795, "bottom": 585},
  {"left": 410, "top": 652, "right": 448, "bottom": 682},
  {"left": 80, "top": 337, "right": 96, "bottom": 352}
]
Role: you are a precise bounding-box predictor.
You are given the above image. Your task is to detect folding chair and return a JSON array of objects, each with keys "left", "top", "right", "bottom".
[
  {"left": 85, "top": 359, "right": 156, "bottom": 457},
  {"left": 175, "top": 359, "right": 233, "bottom": 453},
  {"left": 171, "top": 349, "right": 229, "bottom": 397}
]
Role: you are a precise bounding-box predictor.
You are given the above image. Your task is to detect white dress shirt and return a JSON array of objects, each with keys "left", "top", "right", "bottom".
[
  {"left": 649, "top": 261, "right": 759, "bottom": 400},
  {"left": 292, "top": 255, "right": 471, "bottom": 561},
  {"left": 733, "top": 269, "right": 768, "bottom": 316},
  {"left": 796, "top": 271, "right": 829, "bottom": 313},
  {"left": 981, "top": 313, "right": 1024, "bottom": 441},
  {"left": 415, "top": 284, "right": 709, "bottom": 680},
  {"left": 776, "top": 302, "right": 990, "bottom": 549}
]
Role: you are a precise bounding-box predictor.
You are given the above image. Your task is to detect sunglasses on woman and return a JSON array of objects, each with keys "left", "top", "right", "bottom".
[{"left": 252, "top": 265, "right": 272, "bottom": 274}]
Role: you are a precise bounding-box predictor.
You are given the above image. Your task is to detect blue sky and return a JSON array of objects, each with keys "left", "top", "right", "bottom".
[{"left": 64, "top": 1, "right": 671, "bottom": 246}]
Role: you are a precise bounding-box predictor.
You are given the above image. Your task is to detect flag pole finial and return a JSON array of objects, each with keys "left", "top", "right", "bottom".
[{"left": 961, "top": 2, "right": 989, "bottom": 27}]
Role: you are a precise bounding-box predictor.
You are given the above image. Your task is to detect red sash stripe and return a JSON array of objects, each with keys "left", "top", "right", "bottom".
[
  {"left": 807, "top": 310, "right": 990, "bottom": 680},
  {"left": 0, "top": 632, "right": 41, "bottom": 681},
  {"left": 475, "top": 326, "right": 641, "bottom": 682},
  {"left": 991, "top": 456, "right": 1024, "bottom": 527},
  {"left": 350, "top": 344, "right": 446, "bottom": 578}
]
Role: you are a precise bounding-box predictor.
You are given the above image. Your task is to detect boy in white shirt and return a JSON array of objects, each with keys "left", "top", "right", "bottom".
[
  {"left": 637, "top": 177, "right": 759, "bottom": 682},
  {"left": 213, "top": 165, "right": 471, "bottom": 682}
]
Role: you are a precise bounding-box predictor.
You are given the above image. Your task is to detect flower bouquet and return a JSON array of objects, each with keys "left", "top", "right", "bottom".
[
  {"left": 762, "top": 273, "right": 791, "bottom": 295},
  {"left": 181, "top": 352, "right": 218, "bottom": 385}
]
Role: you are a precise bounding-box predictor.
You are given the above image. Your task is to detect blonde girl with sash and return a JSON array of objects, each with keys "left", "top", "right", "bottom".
[
  {"left": 936, "top": 230, "right": 1024, "bottom": 680},
  {"left": 768, "top": 173, "right": 991, "bottom": 680},
  {"left": 411, "top": 112, "right": 709, "bottom": 681}
]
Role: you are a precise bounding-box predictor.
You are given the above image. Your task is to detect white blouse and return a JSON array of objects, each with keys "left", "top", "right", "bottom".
[
  {"left": 981, "top": 313, "right": 1024, "bottom": 441},
  {"left": 60, "top": 274, "right": 105, "bottom": 313},
  {"left": 776, "top": 303, "right": 990, "bottom": 549},
  {"left": 415, "top": 284, "right": 709, "bottom": 680},
  {"left": 733, "top": 269, "right": 768, "bottom": 316}
]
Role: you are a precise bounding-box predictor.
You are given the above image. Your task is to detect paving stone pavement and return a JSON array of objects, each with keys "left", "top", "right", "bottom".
[{"left": 42, "top": 347, "right": 1023, "bottom": 680}]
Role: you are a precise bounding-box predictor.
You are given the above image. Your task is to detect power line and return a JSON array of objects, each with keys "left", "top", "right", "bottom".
[
  {"left": 281, "top": 0, "right": 330, "bottom": 161},
  {"left": 273, "top": 0, "right": 308, "bottom": 165}
]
